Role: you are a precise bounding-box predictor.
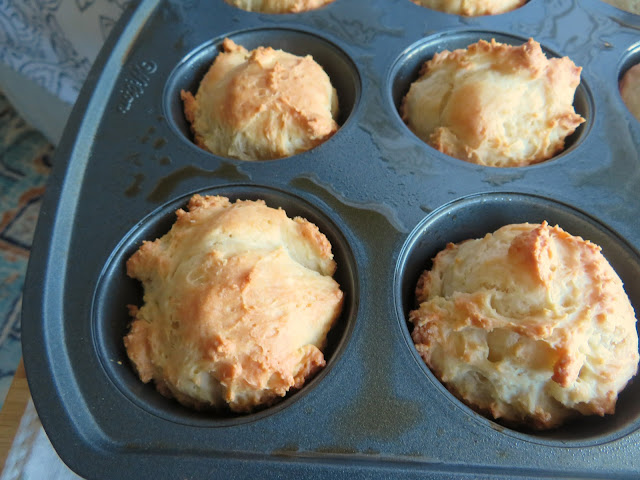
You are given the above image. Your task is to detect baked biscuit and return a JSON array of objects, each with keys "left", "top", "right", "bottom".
[
  {"left": 409, "top": 222, "right": 639, "bottom": 429},
  {"left": 410, "top": 0, "right": 526, "bottom": 16},
  {"left": 620, "top": 63, "right": 640, "bottom": 122},
  {"left": 224, "top": 0, "right": 335, "bottom": 12},
  {"left": 601, "top": 0, "right": 640, "bottom": 14},
  {"left": 124, "top": 194, "right": 344, "bottom": 412},
  {"left": 181, "top": 38, "right": 339, "bottom": 160},
  {"left": 401, "top": 38, "right": 585, "bottom": 167}
]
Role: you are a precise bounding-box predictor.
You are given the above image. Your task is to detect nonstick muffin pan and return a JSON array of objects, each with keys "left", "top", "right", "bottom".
[{"left": 21, "top": 0, "right": 640, "bottom": 478}]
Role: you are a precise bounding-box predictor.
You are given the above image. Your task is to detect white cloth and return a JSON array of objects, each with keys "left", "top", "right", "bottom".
[
  {"left": 1, "top": 400, "right": 82, "bottom": 480},
  {"left": 0, "top": 0, "right": 130, "bottom": 144}
]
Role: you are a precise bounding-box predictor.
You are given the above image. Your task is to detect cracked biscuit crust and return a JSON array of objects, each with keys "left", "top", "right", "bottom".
[
  {"left": 409, "top": 222, "right": 638, "bottom": 429},
  {"left": 410, "top": 0, "right": 526, "bottom": 16},
  {"left": 124, "top": 195, "right": 344, "bottom": 412},
  {"left": 224, "top": 0, "right": 335, "bottom": 12},
  {"left": 181, "top": 38, "right": 339, "bottom": 160},
  {"left": 401, "top": 38, "right": 585, "bottom": 167},
  {"left": 620, "top": 63, "right": 640, "bottom": 122}
]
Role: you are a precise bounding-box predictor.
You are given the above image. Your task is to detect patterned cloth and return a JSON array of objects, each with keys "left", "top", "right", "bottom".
[
  {"left": 0, "top": 1, "right": 130, "bottom": 143},
  {"left": 0, "top": 0, "right": 130, "bottom": 105},
  {"left": 0, "top": 92, "right": 53, "bottom": 407}
]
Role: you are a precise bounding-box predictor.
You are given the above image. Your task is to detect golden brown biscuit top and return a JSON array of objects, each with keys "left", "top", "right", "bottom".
[
  {"left": 124, "top": 195, "right": 344, "bottom": 412},
  {"left": 410, "top": 0, "right": 526, "bottom": 16},
  {"left": 182, "top": 39, "right": 339, "bottom": 160},
  {"left": 401, "top": 38, "right": 585, "bottom": 167},
  {"left": 225, "top": 0, "right": 335, "bottom": 13},
  {"left": 222, "top": 40, "right": 337, "bottom": 137},
  {"left": 620, "top": 63, "right": 640, "bottom": 122},
  {"left": 410, "top": 222, "right": 638, "bottom": 429}
]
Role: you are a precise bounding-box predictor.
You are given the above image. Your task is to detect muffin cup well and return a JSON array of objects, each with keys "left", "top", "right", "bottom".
[
  {"left": 394, "top": 192, "right": 640, "bottom": 445},
  {"left": 92, "top": 184, "right": 359, "bottom": 427},
  {"left": 163, "top": 27, "right": 360, "bottom": 160},
  {"left": 618, "top": 41, "right": 640, "bottom": 122},
  {"left": 388, "top": 30, "right": 593, "bottom": 167}
]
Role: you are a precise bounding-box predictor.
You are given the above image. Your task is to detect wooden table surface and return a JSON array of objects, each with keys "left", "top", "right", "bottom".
[{"left": 0, "top": 360, "right": 31, "bottom": 472}]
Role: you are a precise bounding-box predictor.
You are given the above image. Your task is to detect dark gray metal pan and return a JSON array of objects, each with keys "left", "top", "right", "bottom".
[{"left": 22, "top": 0, "right": 640, "bottom": 478}]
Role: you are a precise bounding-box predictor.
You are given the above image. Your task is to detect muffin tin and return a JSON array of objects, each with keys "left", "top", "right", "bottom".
[{"left": 21, "top": 0, "right": 640, "bottom": 478}]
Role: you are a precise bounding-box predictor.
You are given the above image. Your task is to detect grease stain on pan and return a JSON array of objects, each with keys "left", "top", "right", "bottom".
[
  {"left": 153, "top": 137, "right": 168, "bottom": 149},
  {"left": 271, "top": 444, "right": 300, "bottom": 457},
  {"left": 610, "top": 16, "right": 640, "bottom": 31},
  {"left": 483, "top": 172, "right": 526, "bottom": 187},
  {"left": 289, "top": 176, "right": 422, "bottom": 442},
  {"left": 568, "top": 84, "right": 640, "bottom": 228},
  {"left": 420, "top": 205, "right": 433, "bottom": 214},
  {"left": 255, "top": 4, "right": 405, "bottom": 47},
  {"left": 314, "top": 446, "right": 360, "bottom": 455},
  {"left": 272, "top": 445, "right": 382, "bottom": 459},
  {"left": 308, "top": 12, "right": 405, "bottom": 47},
  {"left": 140, "top": 126, "right": 156, "bottom": 144},
  {"left": 124, "top": 173, "right": 145, "bottom": 197},
  {"left": 290, "top": 174, "right": 408, "bottom": 234},
  {"left": 359, "top": 55, "right": 434, "bottom": 176},
  {"left": 146, "top": 163, "right": 250, "bottom": 202},
  {"left": 125, "top": 152, "right": 143, "bottom": 167}
]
